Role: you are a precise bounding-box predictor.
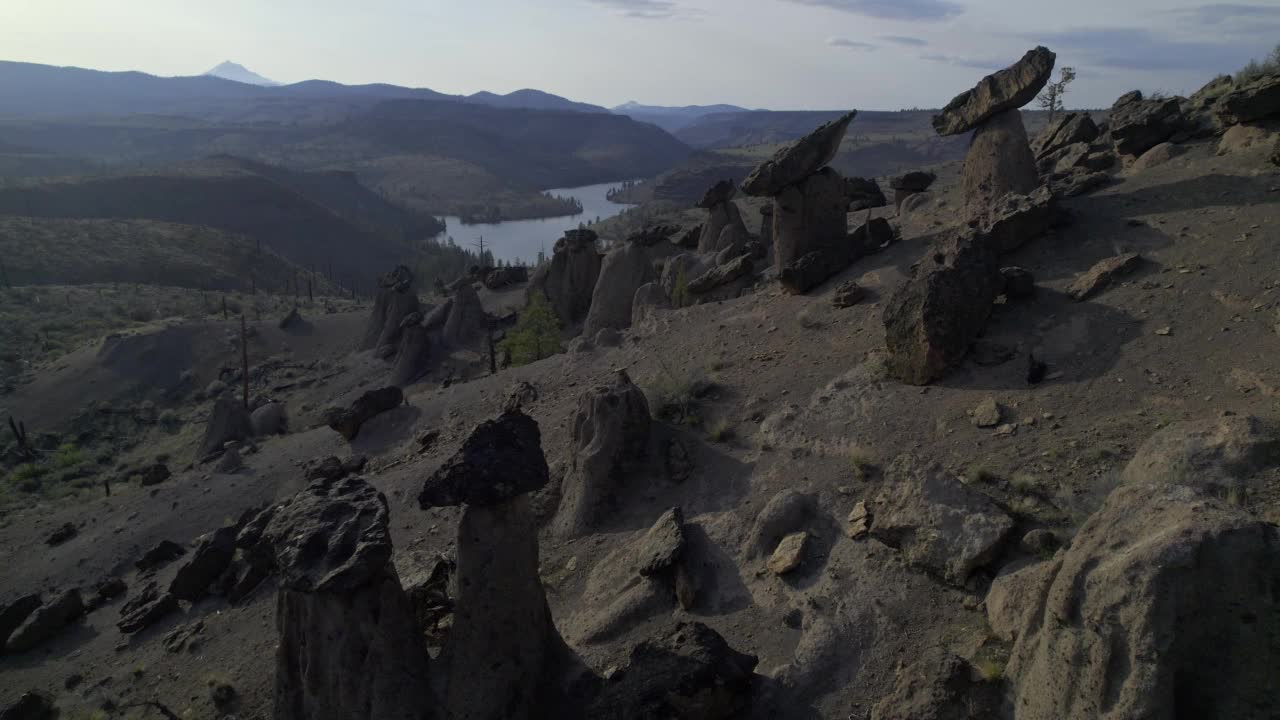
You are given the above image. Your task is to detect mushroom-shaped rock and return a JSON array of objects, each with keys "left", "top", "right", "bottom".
[
  {"left": 773, "top": 166, "right": 854, "bottom": 293},
  {"left": 741, "top": 110, "right": 856, "bottom": 196},
  {"left": 1000, "top": 481, "right": 1280, "bottom": 719},
  {"left": 265, "top": 475, "right": 433, "bottom": 720},
  {"left": 883, "top": 230, "right": 1002, "bottom": 385},
  {"left": 323, "top": 386, "right": 404, "bottom": 441},
  {"left": 526, "top": 229, "right": 603, "bottom": 329},
  {"left": 696, "top": 179, "right": 736, "bottom": 209},
  {"left": 360, "top": 265, "right": 421, "bottom": 352},
  {"left": 418, "top": 410, "right": 582, "bottom": 720},
  {"left": 552, "top": 370, "right": 652, "bottom": 537},
  {"left": 932, "top": 47, "right": 1056, "bottom": 136},
  {"left": 442, "top": 281, "right": 485, "bottom": 347},
  {"left": 199, "top": 395, "right": 253, "bottom": 458},
  {"left": 960, "top": 108, "right": 1041, "bottom": 214},
  {"left": 696, "top": 182, "right": 748, "bottom": 255}
]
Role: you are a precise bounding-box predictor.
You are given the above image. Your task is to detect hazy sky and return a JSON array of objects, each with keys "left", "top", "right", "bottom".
[{"left": 2, "top": 0, "right": 1277, "bottom": 110}]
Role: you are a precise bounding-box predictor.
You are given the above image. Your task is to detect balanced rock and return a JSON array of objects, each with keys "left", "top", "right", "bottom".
[
  {"left": 960, "top": 108, "right": 1040, "bottom": 213},
  {"left": 932, "top": 46, "right": 1056, "bottom": 136},
  {"left": 552, "top": 370, "right": 651, "bottom": 537},
  {"left": 741, "top": 110, "right": 856, "bottom": 196},
  {"left": 266, "top": 474, "right": 433, "bottom": 720},
  {"left": 1000, "top": 481, "right": 1280, "bottom": 719},
  {"left": 419, "top": 410, "right": 580, "bottom": 720},
  {"left": 323, "top": 386, "right": 404, "bottom": 441},
  {"left": 526, "top": 228, "right": 603, "bottom": 329},
  {"left": 773, "top": 167, "right": 852, "bottom": 293},
  {"left": 871, "top": 458, "right": 1014, "bottom": 586},
  {"left": 360, "top": 265, "right": 421, "bottom": 352},
  {"left": 883, "top": 230, "right": 1002, "bottom": 385},
  {"left": 199, "top": 395, "right": 253, "bottom": 458}
]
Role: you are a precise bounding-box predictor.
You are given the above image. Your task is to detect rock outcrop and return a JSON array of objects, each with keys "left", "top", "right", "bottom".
[
  {"left": 323, "top": 386, "right": 404, "bottom": 441},
  {"left": 932, "top": 46, "right": 1056, "bottom": 136},
  {"left": 1109, "top": 91, "right": 1185, "bottom": 156},
  {"left": 199, "top": 395, "right": 253, "bottom": 458},
  {"left": 1031, "top": 111, "right": 1100, "bottom": 160},
  {"left": 1120, "top": 414, "right": 1280, "bottom": 492},
  {"left": 998, "top": 483, "right": 1280, "bottom": 719},
  {"left": 584, "top": 227, "right": 677, "bottom": 335},
  {"left": 526, "top": 229, "right": 603, "bottom": 329},
  {"left": 169, "top": 526, "right": 236, "bottom": 601},
  {"left": 250, "top": 402, "right": 287, "bottom": 437},
  {"left": 360, "top": 265, "right": 421, "bottom": 352},
  {"left": 4, "top": 589, "right": 83, "bottom": 653},
  {"left": 1213, "top": 70, "right": 1280, "bottom": 126},
  {"left": 419, "top": 409, "right": 582, "bottom": 720},
  {"left": 552, "top": 370, "right": 651, "bottom": 537},
  {"left": 870, "top": 647, "right": 1000, "bottom": 720},
  {"left": 266, "top": 474, "right": 433, "bottom": 720}
]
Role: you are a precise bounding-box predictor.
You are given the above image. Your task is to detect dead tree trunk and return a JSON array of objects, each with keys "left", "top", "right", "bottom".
[{"left": 240, "top": 316, "right": 250, "bottom": 411}]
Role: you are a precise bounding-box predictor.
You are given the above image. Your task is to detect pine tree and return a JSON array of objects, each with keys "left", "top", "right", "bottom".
[
  {"left": 1037, "top": 67, "right": 1077, "bottom": 121},
  {"left": 499, "top": 293, "right": 562, "bottom": 366}
]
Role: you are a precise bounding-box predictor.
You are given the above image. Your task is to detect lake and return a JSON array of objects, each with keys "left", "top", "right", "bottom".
[{"left": 431, "top": 180, "right": 636, "bottom": 265}]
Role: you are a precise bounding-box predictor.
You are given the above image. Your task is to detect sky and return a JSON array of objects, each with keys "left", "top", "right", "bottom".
[{"left": 2, "top": 0, "right": 1277, "bottom": 110}]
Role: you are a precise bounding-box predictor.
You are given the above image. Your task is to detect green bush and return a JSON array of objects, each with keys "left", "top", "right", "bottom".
[
  {"left": 672, "top": 265, "right": 692, "bottom": 308},
  {"left": 53, "top": 442, "right": 84, "bottom": 469},
  {"left": 499, "top": 293, "right": 562, "bottom": 366},
  {"left": 1237, "top": 44, "right": 1280, "bottom": 82}
]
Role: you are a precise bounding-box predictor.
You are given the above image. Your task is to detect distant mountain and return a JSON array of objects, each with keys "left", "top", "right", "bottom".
[
  {"left": 203, "top": 61, "right": 278, "bottom": 87},
  {"left": 469, "top": 89, "right": 608, "bottom": 114},
  {"left": 612, "top": 101, "right": 755, "bottom": 133}
]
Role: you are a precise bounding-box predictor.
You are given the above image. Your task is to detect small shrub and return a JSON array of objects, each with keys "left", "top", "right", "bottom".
[
  {"left": 644, "top": 362, "right": 710, "bottom": 425},
  {"left": 967, "top": 465, "right": 1001, "bottom": 485},
  {"left": 1236, "top": 44, "right": 1280, "bottom": 82},
  {"left": 53, "top": 442, "right": 84, "bottom": 469},
  {"left": 10, "top": 462, "right": 48, "bottom": 486},
  {"left": 976, "top": 658, "right": 1006, "bottom": 682},
  {"left": 705, "top": 418, "right": 733, "bottom": 443},
  {"left": 1010, "top": 473, "right": 1038, "bottom": 494},
  {"left": 797, "top": 309, "right": 823, "bottom": 330},
  {"left": 849, "top": 447, "right": 876, "bottom": 481}
]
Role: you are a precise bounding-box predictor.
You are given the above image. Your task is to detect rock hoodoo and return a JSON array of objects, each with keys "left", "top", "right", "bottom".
[
  {"left": 199, "top": 395, "right": 253, "bottom": 458},
  {"left": 360, "top": 265, "right": 421, "bottom": 352},
  {"left": 526, "top": 228, "right": 603, "bottom": 329},
  {"left": 265, "top": 474, "right": 433, "bottom": 720},
  {"left": 741, "top": 111, "right": 858, "bottom": 294},
  {"left": 419, "top": 409, "right": 582, "bottom": 720},
  {"left": 583, "top": 226, "right": 678, "bottom": 335},
  {"left": 931, "top": 46, "right": 1056, "bottom": 136},
  {"left": 552, "top": 369, "right": 652, "bottom": 537},
  {"left": 441, "top": 280, "right": 485, "bottom": 347},
  {"left": 696, "top": 180, "right": 748, "bottom": 254}
]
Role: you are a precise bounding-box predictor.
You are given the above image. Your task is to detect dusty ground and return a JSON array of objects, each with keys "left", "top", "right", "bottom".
[{"left": 1, "top": 134, "right": 1278, "bottom": 718}]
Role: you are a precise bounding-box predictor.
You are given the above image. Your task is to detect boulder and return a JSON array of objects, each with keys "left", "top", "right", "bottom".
[
  {"left": 418, "top": 410, "right": 581, "bottom": 720},
  {"left": 1188, "top": 74, "right": 1235, "bottom": 113},
  {"left": 1001, "top": 481, "right": 1280, "bottom": 719},
  {"left": 1031, "top": 112, "right": 1100, "bottom": 159},
  {"left": 552, "top": 370, "right": 651, "bottom": 537},
  {"left": 360, "top": 265, "right": 421, "bottom": 352},
  {"left": 974, "top": 185, "right": 1054, "bottom": 255},
  {"left": 214, "top": 447, "right": 243, "bottom": 473},
  {"left": 631, "top": 282, "right": 670, "bottom": 328},
  {"left": 584, "top": 235, "right": 674, "bottom": 335},
  {"left": 442, "top": 281, "right": 485, "bottom": 346},
  {"left": 5, "top": 589, "right": 84, "bottom": 653},
  {"left": 391, "top": 324, "right": 431, "bottom": 387},
  {"left": 169, "top": 526, "right": 237, "bottom": 601},
  {"left": 971, "top": 397, "right": 1003, "bottom": 428},
  {"left": 266, "top": 474, "right": 433, "bottom": 720},
  {"left": 960, "top": 108, "right": 1040, "bottom": 214},
  {"left": 845, "top": 176, "right": 888, "bottom": 210},
  {"left": 634, "top": 507, "right": 687, "bottom": 577},
  {"left": 870, "top": 458, "right": 1014, "bottom": 585},
  {"left": 889, "top": 171, "right": 937, "bottom": 193},
  {"left": 117, "top": 582, "right": 177, "bottom": 634},
  {"left": 688, "top": 254, "right": 753, "bottom": 295},
  {"left": 526, "top": 229, "right": 603, "bottom": 329},
  {"left": 1216, "top": 123, "right": 1275, "bottom": 156},
  {"left": 136, "top": 540, "right": 186, "bottom": 572},
  {"left": 323, "top": 386, "right": 404, "bottom": 441},
  {"left": 586, "top": 622, "right": 758, "bottom": 720},
  {"left": 1000, "top": 266, "right": 1035, "bottom": 298},
  {"left": 741, "top": 110, "right": 857, "bottom": 196},
  {"left": 0, "top": 594, "right": 41, "bottom": 650},
  {"left": 199, "top": 395, "right": 253, "bottom": 458},
  {"left": 778, "top": 249, "right": 846, "bottom": 295},
  {"left": 250, "top": 402, "right": 287, "bottom": 437},
  {"left": 137, "top": 461, "right": 171, "bottom": 486},
  {"left": 45, "top": 522, "right": 76, "bottom": 546},
  {"left": 1213, "top": 70, "right": 1280, "bottom": 126},
  {"left": 773, "top": 166, "right": 851, "bottom": 285},
  {"left": 1128, "top": 141, "right": 1183, "bottom": 173},
  {"left": 746, "top": 490, "right": 815, "bottom": 559},
  {"left": 767, "top": 531, "right": 808, "bottom": 575},
  {"left": 1067, "top": 252, "right": 1142, "bottom": 301},
  {"left": 831, "top": 280, "right": 866, "bottom": 308},
  {"left": 421, "top": 298, "right": 453, "bottom": 331},
  {"left": 0, "top": 692, "right": 55, "bottom": 720},
  {"left": 850, "top": 213, "right": 895, "bottom": 255},
  {"left": 1120, "top": 414, "right": 1280, "bottom": 493},
  {"left": 1109, "top": 91, "right": 1185, "bottom": 156},
  {"left": 932, "top": 47, "right": 1056, "bottom": 136},
  {"left": 883, "top": 231, "right": 1002, "bottom": 384},
  {"left": 1049, "top": 170, "right": 1111, "bottom": 198}
]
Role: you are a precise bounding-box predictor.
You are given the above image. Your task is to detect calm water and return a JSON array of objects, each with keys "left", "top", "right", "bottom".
[{"left": 432, "top": 180, "right": 636, "bottom": 264}]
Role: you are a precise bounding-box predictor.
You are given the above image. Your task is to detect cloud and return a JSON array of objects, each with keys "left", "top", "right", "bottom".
[
  {"left": 880, "top": 35, "right": 928, "bottom": 47},
  {"left": 828, "top": 37, "right": 877, "bottom": 50},
  {"left": 920, "top": 53, "right": 1006, "bottom": 70},
  {"left": 586, "top": 0, "right": 681, "bottom": 19},
  {"left": 1171, "top": 3, "right": 1280, "bottom": 25},
  {"left": 779, "top": 0, "right": 963, "bottom": 21},
  {"left": 1033, "top": 27, "right": 1260, "bottom": 71}
]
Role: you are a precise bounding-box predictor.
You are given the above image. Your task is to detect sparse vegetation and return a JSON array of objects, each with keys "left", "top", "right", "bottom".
[
  {"left": 1236, "top": 44, "right": 1280, "bottom": 82},
  {"left": 797, "top": 308, "right": 823, "bottom": 330},
  {"left": 671, "top": 265, "right": 692, "bottom": 309},
  {"left": 1037, "top": 66, "right": 1077, "bottom": 121},
  {"left": 848, "top": 447, "right": 877, "bottom": 481},
  {"left": 704, "top": 418, "right": 734, "bottom": 443},
  {"left": 644, "top": 358, "right": 710, "bottom": 426},
  {"left": 498, "top": 293, "right": 562, "bottom": 366},
  {"left": 967, "top": 465, "right": 1001, "bottom": 485},
  {"left": 976, "top": 657, "right": 1006, "bottom": 682},
  {"left": 52, "top": 443, "right": 84, "bottom": 469}
]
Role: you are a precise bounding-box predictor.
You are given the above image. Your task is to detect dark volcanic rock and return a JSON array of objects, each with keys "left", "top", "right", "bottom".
[
  {"left": 1109, "top": 91, "right": 1185, "bottom": 156},
  {"left": 1001, "top": 266, "right": 1036, "bottom": 299},
  {"left": 136, "top": 540, "right": 186, "bottom": 572},
  {"left": 419, "top": 410, "right": 549, "bottom": 508},
  {"left": 889, "top": 171, "right": 937, "bottom": 192},
  {"left": 779, "top": 249, "right": 845, "bottom": 295},
  {"left": 169, "top": 526, "right": 237, "bottom": 601},
  {"left": 696, "top": 179, "right": 736, "bottom": 209},
  {"left": 45, "top": 522, "right": 76, "bottom": 546},
  {"left": 845, "top": 176, "right": 888, "bottom": 210},
  {"left": 933, "top": 47, "right": 1056, "bottom": 136},
  {"left": 117, "top": 582, "right": 178, "bottom": 634},
  {"left": 199, "top": 395, "right": 253, "bottom": 458},
  {"left": 323, "top": 386, "right": 403, "bottom": 441},
  {"left": 974, "top": 185, "right": 1054, "bottom": 255},
  {"left": 961, "top": 108, "right": 1040, "bottom": 213},
  {"left": 1031, "top": 111, "right": 1100, "bottom": 159},
  {"left": 883, "top": 231, "right": 1002, "bottom": 385},
  {"left": 587, "top": 622, "right": 759, "bottom": 720},
  {"left": 741, "top": 111, "right": 857, "bottom": 196},
  {"left": 137, "top": 461, "right": 172, "bottom": 486},
  {"left": 1214, "top": 70, "right": 1280, "bottom": 126},
  {"left": 831, "top": 280, "right": 867, "bottom": 308},
  {"left": 552, "top": 370, "right": 652, "bottom": 537},
  {"left": 0, "top": 594, "right": 42, "bottom": 650},
  {"left": 0, "top": 691, "right": 55, "bottom": 720},
  {"left": 6, "top": 589, "right": 84, "bottom": 653},
  {"left": 266, "top": 474, "right": 434, "bottom": 720}
]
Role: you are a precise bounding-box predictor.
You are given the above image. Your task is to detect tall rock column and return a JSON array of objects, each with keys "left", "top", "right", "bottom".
[
  {"left": 740, "top": 110, "right": 858, "bottom": 294},
  {"left": 265, "top": 475, "right": 434, "bottom": 720},
  {"left": 525, "top": 228, "right": 603, "bottom": 331},
  {"left": 695, "top": 180, "right": 748, "bottom": 254},
  {"left": 418, "top": 409, "right": 583, "bottom": 720},
  {"left": 360, "top": 265, "right": 422, "bottom": 352}
]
